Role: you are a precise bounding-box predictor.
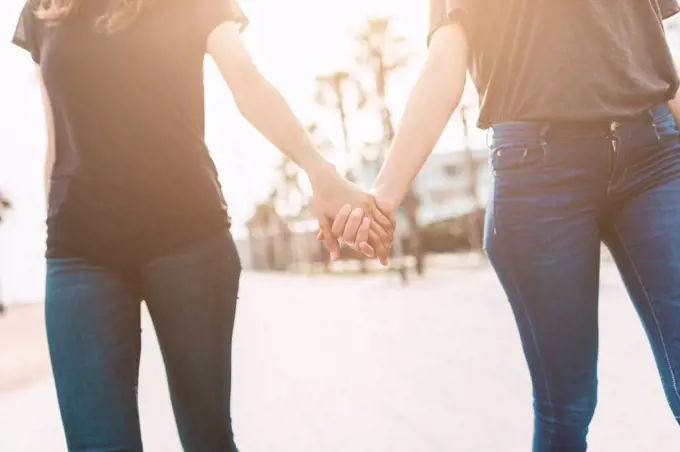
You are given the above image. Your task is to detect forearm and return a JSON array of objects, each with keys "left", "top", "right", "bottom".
[
  {"left": 234, "top": 78, "right": 336, "bottom": 180},
  {"left": 38, "top": 66, "right": 55, "bottom": 208},
  {"left": 668, "top": 31, "right": 680, "bottom": 126},
  {"left": 44, "top": 149, "right": 54, "bottom": 205},
  {"left": 372, "top": 59, "right": 465, "bottom": 205},
  {"left": 670, "top": 79, "right": 680, "bottom": 126},
  {"left": 44, "top": 160, "right": 51, "bottom": 204}
]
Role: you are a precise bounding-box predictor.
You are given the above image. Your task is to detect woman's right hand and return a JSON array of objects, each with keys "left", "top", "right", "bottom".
[
  {"left": 327, "top": 195, "right": 398, "bottom": 265},
  {"left": 309, "top": 168, "right": 394, "bottom": 263}
]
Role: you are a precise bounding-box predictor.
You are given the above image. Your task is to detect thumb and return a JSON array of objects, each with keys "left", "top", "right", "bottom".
[
  {"left": 319, "top": 215, "right": 339, "bottom": 260},
  {"left": 316, "top": 230, "right": 325, "bottom": 241}
]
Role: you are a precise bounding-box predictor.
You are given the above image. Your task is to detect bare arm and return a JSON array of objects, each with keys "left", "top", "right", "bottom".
[
  {"left": 372, "top": 22, "right": 469, "bottom": 206},
  {"left": 37, "top": 66, "right": 55, "bottom": 206},
  {"left": 663, "top": 3, "right": 680, "bottom": 123},
  {"left": 669, "top": 55, "right": 680, "bottom": 123},
  {"left": 669, "top": 88, "right": 680, "bottom": 125},
  {"left": 206, "top": 21, "right": 392, "bottom": 259}
]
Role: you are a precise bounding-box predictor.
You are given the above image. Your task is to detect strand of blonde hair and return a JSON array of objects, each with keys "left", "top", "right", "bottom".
[{"left": 33, "top": 0, "right": 145, "bottom": 34}]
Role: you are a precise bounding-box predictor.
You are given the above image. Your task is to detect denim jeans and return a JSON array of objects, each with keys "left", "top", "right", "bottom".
[
  {"left": 45, "top": 230, "right": 242, "bottom": 452},
  {"left": 484, "top": 103, "right": 680, "bottom": 451}
]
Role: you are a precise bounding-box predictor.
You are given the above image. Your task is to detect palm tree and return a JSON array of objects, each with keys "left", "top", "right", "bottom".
[
  {"left": 352, "top": 17, "right": 412, "bottom": 145},
  {"left": 314, "top": 71, "right": 366, "bottom": 177},
  {"left": 352, "top": 17, "right": 423, "bottom": 276}
]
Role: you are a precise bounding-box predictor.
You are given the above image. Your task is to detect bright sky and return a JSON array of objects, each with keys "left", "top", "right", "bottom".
[{"left": 0, "top": 0, "right": 486, "bottom": 302}]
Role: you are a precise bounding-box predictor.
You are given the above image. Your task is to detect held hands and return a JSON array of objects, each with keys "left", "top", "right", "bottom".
[{"left": 309, "top": 166, "right": 397, "bottom": 264}]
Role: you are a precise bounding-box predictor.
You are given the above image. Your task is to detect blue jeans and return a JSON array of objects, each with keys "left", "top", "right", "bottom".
[
  {"left": 45, "top": 230, "right": 241, "bottom": 452},
  {"left": 484, "top": 104, "right": 680, "bottom": 451}
]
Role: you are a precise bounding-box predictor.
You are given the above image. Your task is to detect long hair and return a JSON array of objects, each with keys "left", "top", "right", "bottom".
[{"left": 33, "top": 0, "right": 146, "bottom": 34}]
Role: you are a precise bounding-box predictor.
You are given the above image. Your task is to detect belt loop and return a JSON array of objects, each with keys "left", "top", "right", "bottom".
[
  {"left": 646, "top": 105, "right": 658, "bottom": 122},
  {"left": 540, "top": 124, "right": 550, "bottom": 150},
  {"left": 607, "top": 120, "right": 619, "bottom": 140}
]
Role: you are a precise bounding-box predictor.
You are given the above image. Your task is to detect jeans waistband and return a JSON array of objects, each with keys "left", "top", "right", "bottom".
[{"left": 489, "top": 103, "right": 671, "bottom": 144}]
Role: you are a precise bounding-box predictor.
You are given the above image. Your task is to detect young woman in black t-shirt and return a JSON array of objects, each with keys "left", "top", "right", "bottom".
[{"left": 12, "top": 0, "right": 393, "bottom": 450}]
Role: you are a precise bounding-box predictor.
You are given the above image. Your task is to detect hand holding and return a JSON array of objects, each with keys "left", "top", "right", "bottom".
[
  {"left": 317, "top": 194, "right": 398, "bottom": 265},
  {"left": 309, "top": 168, "right": 393, "bottom": 262}
]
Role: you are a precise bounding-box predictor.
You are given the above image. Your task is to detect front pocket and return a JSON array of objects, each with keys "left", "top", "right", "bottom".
[{"left": 490, "top": 143, "right": 546, "bottom": 173}]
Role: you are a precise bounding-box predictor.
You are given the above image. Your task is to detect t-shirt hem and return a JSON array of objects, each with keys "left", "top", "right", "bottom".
[
  {"left": 11, "top": 36, "right": 40, "bottom": 64},
  {"left": 661, "top": 4, "right": 680, "bottom": 19}
]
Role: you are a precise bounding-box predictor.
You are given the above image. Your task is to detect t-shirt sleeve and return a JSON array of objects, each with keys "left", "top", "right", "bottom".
[
  {"left": 427, "top": 0, "right": 469, "bottom": 46},
  {"left": 658, "top": 0, "right": 680, "bottom": 19},
  {"left": 195, "top": 0, "right": 249, "bottom": 40},
  {"left": 12, "top": 3, "right": 44, "bottom": 64}
]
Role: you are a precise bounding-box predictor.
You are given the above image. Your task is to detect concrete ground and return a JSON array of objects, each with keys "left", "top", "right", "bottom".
[{"left": 1, "top": 259, "right": 679, "bottom": 451}]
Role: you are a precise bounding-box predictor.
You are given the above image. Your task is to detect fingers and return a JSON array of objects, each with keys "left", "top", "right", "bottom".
[
  {"left": 358, "top": 242, "right": 375, "bottom": 257},
  {"left": 366, "top": 200, "right": 395, "bottom": 255},
  {"left": 319, "top": 214, "right": 339, "bottom": 260},
  {"left": 368, "top": 203, "right": 395, "bottom": 240},
  {"left": 343, "top": 208, "right": 365, "bottom": 244},
  {"left": 355, "top": 217, "right": 374, "bottom": 257},
  {"left": 369, "top": 220, "right": 391, "bottom": 254},
  {"left": 318, "top": 201, "right": 389, "bottom": 262},
  {"left": 367, "top": 229, "right": 389, "bottom": 266},
  {"left": 332, "top": 206, "right": 364, "bottom": 244},
  {"left": 321, "top": 215, "right": 376, "bottom": 258},
  {"left": 338, "top": 211, "right": 375, "bottom": 258},
  {"left": 318, "top": 225, "right": 386, "bottom": 263},
  {"left": 330, "top": 205, "right": 353, "bottom": 239}
]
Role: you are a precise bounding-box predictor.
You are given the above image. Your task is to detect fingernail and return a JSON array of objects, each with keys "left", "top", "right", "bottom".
[{"left": 330, "top": 252, "right": 338, "bottom": 260}]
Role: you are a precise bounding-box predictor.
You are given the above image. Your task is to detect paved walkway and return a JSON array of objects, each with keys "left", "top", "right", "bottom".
[{"left": 1, "top": 262, "right": 679, "bottom": 451}]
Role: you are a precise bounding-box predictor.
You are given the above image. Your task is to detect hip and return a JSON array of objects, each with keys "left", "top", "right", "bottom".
[
  {"left": 486, "top": 103, "right": 680, "bottom": 193},
  {"left": 46, "top": 208, "right": 231, "bottom": 268}
]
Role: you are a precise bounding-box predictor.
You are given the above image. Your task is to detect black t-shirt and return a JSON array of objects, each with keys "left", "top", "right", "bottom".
[
  {"left": 428, "top": 0, "right": 680, "bottom": 128},
  {"left": 12, "top": 0, "right": 248, "bottom": 266}
]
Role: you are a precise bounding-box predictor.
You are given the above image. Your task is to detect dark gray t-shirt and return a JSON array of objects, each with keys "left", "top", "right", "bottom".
[
  {"left": 12, "top": 0, "right": 247, "bottom": 265},
  {"left": 429, "top": 0, "right": 680, "bottom": 128}
]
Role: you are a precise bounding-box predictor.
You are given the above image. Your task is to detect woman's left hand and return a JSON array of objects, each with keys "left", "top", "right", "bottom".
[{"left": 309, "top": 168, "right": 393, "bottom": 261}]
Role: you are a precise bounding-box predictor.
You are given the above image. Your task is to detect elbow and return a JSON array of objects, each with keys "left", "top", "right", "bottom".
[{"left": 228, "top": 66, "right": 268, "bottom": 116}]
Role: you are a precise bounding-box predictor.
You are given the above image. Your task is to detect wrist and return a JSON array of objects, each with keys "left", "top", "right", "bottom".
[
  {"left": 371, "top": 182, "right": 403, "bottom": 210},
  {"left": 307, "top": 159, "right": 340, "bottom": 185}
]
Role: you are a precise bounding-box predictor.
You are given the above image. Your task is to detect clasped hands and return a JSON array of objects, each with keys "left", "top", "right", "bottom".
[{"left": 310, "top": 166, "right": 397, "bottom": 264}]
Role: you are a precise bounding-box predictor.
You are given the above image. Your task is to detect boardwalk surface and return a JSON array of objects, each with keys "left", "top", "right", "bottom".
[{"left": 1, "top": 260, "right": 679, "bottom": 451}]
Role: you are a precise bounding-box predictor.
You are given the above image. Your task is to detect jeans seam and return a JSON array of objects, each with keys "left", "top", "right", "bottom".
[
  {"left": 489, "top": 217, "right": 554, "bottom": 447},
  {"left": 613, "top": 225, "right": 680, "bottom": 414}
]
